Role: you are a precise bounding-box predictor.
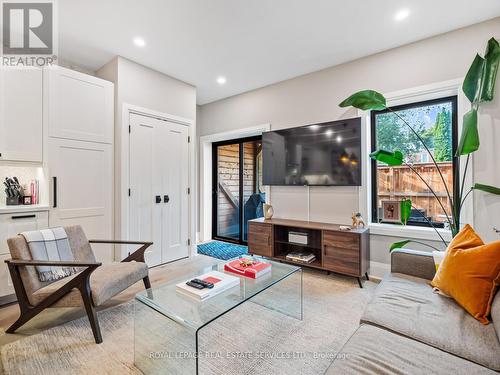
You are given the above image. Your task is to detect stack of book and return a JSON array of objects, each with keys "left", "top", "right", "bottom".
[
  {"left": 224, "top": 258, "right": 272, "bottom": 279},
  {"left": 286, "top": 252, "right": 316, "bottom": 264},
  {"left": 176, "top": 271, "right": 240, "bottom": 301}
]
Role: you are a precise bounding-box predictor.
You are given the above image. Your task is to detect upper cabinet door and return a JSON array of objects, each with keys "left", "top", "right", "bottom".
[
  {"left": 46, "top": 66, "right": 114, "bottom": 144},
  {"left": 0, "top": 68, "right": 43, "bottom": 162}
]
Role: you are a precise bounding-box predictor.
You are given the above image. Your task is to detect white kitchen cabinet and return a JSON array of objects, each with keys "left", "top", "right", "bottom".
[
  {"left": 0, "top": 210, "right": 49, "bottom": 300},
  {"left": 48, "top": 138, "right": 113, "bottom": 263},
  {"left": 0, "top": 68, "right": 43, "bottom": 162},
  {"left": 45, "top": 66, "right": 114, "bottom": 144}
]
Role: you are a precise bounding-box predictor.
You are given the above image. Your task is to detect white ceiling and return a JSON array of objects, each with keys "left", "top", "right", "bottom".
[{"left": 59, "top": 0, "right": 500, "bottom": 104}]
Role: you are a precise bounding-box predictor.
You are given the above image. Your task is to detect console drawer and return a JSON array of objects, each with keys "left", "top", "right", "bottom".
[
  {"left": 248, "top": 222, "right": 273, "bottom": 257},
  {"left": 323, "top": 231, "right": 359, "bottom": 250},
  {"left": 323, "top": 231, "right": 360, "bottom": 276}
]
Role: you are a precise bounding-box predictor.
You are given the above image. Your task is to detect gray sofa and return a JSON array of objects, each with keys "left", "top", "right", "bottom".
[{"left": 326, "top": 249, "right": 500, "bottom": 374}]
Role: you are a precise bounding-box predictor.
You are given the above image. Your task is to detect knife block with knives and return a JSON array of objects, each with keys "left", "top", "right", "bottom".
[{"left": 4, "top": 177, "right": 24, "bottom": 206}]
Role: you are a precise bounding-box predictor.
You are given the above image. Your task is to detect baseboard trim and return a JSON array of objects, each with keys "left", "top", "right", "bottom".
[{"left": 0, "top": 293, "right": 17, "bottom": 306}]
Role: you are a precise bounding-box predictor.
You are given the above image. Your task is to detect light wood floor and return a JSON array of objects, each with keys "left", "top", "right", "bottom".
[{"left": 0, "top": 255, "right": 219, "bottom": 347}]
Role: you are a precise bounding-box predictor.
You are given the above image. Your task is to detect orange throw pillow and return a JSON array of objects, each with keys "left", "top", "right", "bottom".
[{"left": 431, "top": 224, "right": 500, "bottom": 324}]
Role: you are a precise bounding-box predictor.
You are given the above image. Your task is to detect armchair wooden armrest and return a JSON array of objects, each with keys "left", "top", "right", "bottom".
[
  {"left": 88, "top": 239, "right": 152, "bottom": 263},
  {"left": 5, "top": 259, "right": 102, "bottom": 268},
  {"left": 4, "top": 257, "right": 103, "bottom": 342}
]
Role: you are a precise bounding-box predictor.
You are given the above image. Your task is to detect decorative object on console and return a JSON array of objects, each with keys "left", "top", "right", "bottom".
[
  {"left": 288, "top": 231, "right": 308, "bottom": 245},
  {"left": 263, "top": 203, "right": 274, "bottom": 219},
  {"left": 224, "top": 258, "right": 272, "bottom": 279},
  {"left": 340, "top": 37, "right": 500, "bottom": 250},
  {"left": 176, "top": 271, "right": 240, "bottom": 301},
  {"left": 351, "top": 212, "right": 366, "bottom": 228}
]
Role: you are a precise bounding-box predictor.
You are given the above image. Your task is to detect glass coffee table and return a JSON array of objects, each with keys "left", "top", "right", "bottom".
[{"left": 134, "top": 256, "right": 303, "bottom": 374}]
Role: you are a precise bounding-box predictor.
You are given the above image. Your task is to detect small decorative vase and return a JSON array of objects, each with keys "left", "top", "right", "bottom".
[{"left": 263, "top": 204, "right": 274, "bottom": 219}]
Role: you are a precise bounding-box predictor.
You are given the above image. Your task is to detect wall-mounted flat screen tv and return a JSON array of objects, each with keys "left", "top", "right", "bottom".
[{"left": 262, "top": 117, "right": 362, "bottom": 186}]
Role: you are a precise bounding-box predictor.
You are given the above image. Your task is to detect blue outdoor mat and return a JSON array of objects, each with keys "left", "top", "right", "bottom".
[{"left": 197, "top": 240, "right": 248, "bottom": 260}]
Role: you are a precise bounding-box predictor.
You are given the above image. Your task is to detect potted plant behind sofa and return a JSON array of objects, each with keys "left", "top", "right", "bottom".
[{"left": 339, "top": 37, "right": 500, "bottom": 251}]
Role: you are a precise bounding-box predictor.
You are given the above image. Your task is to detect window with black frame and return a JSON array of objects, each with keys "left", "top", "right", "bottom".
[{"left": 371, "top": 96, "right": 459, "bottom": 228}]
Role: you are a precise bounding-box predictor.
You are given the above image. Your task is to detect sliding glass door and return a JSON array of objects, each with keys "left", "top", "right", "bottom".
[{"left": 212, "top": 136, "right": 264, "bottom": 244}]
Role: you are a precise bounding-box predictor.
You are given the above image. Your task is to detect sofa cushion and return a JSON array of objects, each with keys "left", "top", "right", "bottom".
[
  {"left": 430, "top": 224, "right": 500, "bottom": 324},
  {"left": 325, "top": 324, "right": 496, "bottom": 375},
  {"left": 31, "top": 261, "right": 148, "bottom": 307},
  {"left": 361, "top": 273, "right": 500, "bottom": 371},
  {"left": 492, "top": 292, "right": 500, "bottom": 341}
]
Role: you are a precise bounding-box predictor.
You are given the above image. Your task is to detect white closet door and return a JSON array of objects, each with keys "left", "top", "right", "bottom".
[
  {"left": 128, "top": 114, "right": 163, "bottom": 266},
  {"left": 48, "top": 138, "right": 113, "bottom": 263},
  {"left": 161, "top": 122, "right": 189, "bottom": 263},
  {"left": 129, "top": 114, "right": 189, "bottom": 267},
  {"left": 0, "top": 68, "right": 43, "bottom": 162},
  {"left": 46, "top": 66, "right": 113, "bottom": 144}
]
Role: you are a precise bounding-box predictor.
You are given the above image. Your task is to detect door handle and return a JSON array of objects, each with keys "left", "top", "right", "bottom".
[
  {"left": 164, "top": 195, "right": 170, "bottom": 203},
  {"left": 53, "top": 177, "right": 57, "bottom": 208},
  {"left": 155, "top": 195, "right": 162, "bottom": 204}
]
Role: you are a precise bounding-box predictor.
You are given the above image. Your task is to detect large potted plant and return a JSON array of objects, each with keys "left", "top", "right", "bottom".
[{"left": 339, "top": 37, "right": 500, "bottom": 251}]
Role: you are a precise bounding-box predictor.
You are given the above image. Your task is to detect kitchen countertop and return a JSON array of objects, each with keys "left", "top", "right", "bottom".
[{"left": 0, "top": 205, "right": 49, "bottom": 214}]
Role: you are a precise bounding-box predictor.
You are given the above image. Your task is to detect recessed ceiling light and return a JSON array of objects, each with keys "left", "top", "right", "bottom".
[
  {"left": 310, "top": 125, "right": 320, "bottom": 130},
  {"left": 336, "top": 135, "right": 342, "bottom": 143},
  {"left": 325, "top": 129, "right": 333, "bottom": 137},
  {"left": 394, "top": 9, "right": 410, "bottom": 21},
  {"left": 216, "top": 76, "right": 227, "bottom": 85},
  {"left": 133, "top": 37, "right": 146, "bottom": 47}
]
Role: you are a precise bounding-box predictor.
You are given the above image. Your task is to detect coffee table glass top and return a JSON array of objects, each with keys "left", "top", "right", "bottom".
[{"left": 135, "top": 256, "right": 300, "bottom": 331}]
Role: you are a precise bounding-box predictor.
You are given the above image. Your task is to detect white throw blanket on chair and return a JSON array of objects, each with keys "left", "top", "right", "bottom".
[{"left": 21, "top": 227, "right": 77, "bottom": 282}]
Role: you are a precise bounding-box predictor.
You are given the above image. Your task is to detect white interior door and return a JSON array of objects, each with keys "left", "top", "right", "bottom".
[
  {"left": 129, "top": 114, "right": 163, "bottom": 266},
  {"left": 48, "top": 138, "right": 113, "bottom": 263},
  {"left": 162, "top": 122, "right": 189, "bottom": 263},
  {"left": 129, "top": 113, "right": 189, "bottom": 267}
]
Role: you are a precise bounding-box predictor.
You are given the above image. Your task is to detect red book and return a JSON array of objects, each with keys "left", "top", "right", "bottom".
[{"left": 224, "top": 259, "right": 272, "bottom": 279}]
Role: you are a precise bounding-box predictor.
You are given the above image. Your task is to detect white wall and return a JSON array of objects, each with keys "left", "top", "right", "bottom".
[
  {"left": 198, "top": 17, "right": 500, "bottom": 273},
  {"left": 97, "top": 57, "right": 197, "bottom": 253}
]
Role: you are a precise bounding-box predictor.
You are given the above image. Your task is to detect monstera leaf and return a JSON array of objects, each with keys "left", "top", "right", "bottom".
[
  {"left": 463, "top": 38, "right": 500, "bottom": 103},
  {"left": 473, "top": 183, "right": 500, "bottom": 195},
  {"left": 389, "top": 239, "right": 441, "bottom": 252},
  {"left": 339, "top": 90, "right": 387, "bottom": 110},
  {"left": 369, "top": 150, "right": 404, "bottom": 166},
  {"left": 389, "top": 240, "right": 412, "bottom": 252},
  {"left": 457, "top": 109, "right": 479, "bottom": 155}
]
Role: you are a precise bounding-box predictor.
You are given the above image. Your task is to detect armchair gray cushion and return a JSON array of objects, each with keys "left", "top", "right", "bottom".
[{"left": 31, "top": 261, "right": 148, "bottom": 307}]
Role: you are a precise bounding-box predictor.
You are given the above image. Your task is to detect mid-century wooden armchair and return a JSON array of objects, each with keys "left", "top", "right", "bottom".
[{"left": 5, "top": 225, "right": 152, "bottom": 344}]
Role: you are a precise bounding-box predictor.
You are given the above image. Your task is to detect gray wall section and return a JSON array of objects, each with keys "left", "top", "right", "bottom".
[{"left": 198, "top": 17, "right": 500, "bottom": 270}]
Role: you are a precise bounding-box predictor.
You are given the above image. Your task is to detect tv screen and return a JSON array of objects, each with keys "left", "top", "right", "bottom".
[{"left": 262, "top": 117, "right": 362, "bottom": 186}]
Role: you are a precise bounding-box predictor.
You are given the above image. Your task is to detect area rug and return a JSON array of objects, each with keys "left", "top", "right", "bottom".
[
  {"left": 197, "top": 240, "right": 248, "bottom": 260},
  {"left": 1, "top": 271, "right": 376, "bottom": 375}
]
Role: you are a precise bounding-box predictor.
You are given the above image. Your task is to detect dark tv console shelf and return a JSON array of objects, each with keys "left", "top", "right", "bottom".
[{"left": 248, "top": 217, "right": 370, "bottom": 288}]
